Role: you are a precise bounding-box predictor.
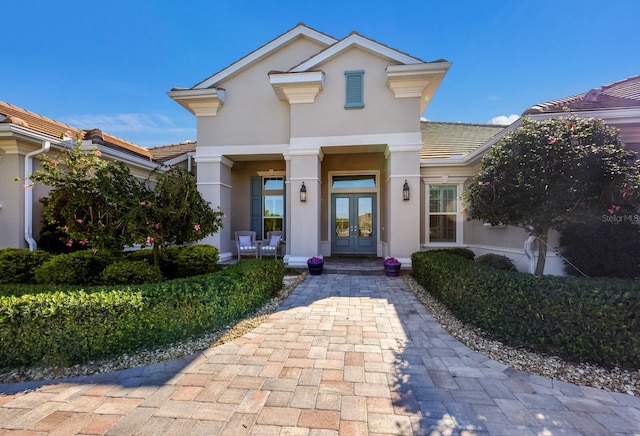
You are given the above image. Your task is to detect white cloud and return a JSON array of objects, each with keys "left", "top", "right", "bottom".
[
  {"left": 60, "top": 113, "right": 183, "bottom": 133},
  {"left": 489, "top": 114, "right": 519, "bottom": 125},
  {"left": 420, "top": 116, "right": 428, "bottom": 122},
  {"left": 59, "top": 113, "right": 195, "bottom": 147}
]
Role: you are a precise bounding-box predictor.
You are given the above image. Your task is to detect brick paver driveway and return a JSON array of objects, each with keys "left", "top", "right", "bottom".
[{"left": 1, "top": 274, "right": 639, "bottom": 435}]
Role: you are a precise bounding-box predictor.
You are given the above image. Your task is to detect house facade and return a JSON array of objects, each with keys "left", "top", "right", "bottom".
[{"left": 168, "top": 24, "right": 521, "bottom": 267}]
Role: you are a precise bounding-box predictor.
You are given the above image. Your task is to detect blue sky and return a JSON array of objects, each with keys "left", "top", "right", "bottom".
[{"left": 4, "top": 0, "right": 639, "bottom": 147}]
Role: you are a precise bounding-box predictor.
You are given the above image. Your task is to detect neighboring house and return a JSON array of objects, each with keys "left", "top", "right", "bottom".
[
  {"left": 524, "top": 74, "right": 640, "bottom": 152},
  {"left": 459, "top": 75, "right": 640, "bottom": 275},
  {"left": 168, "top": 23, "right": 510, "bottom": 267},
  {"left": 0, "top": 101, "right": 161, "bottom": 250}
]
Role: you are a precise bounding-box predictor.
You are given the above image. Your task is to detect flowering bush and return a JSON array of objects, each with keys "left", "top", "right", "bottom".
[
  {"left": 307, "top": 256, "right": 323, "bottom": 264},
  {"left": 384, "top": 257, "right": 400, "bottom": 265}
]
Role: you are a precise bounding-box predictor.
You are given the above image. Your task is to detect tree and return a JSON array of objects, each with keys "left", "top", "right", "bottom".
[
  {"left": 27, "top": 130, "right": 147, "bottom": 252},
  {"left": 463, "top": 116, "right": 639, "bottom": 276},
  {"left": 141, "top": 166, "right": 224, "bottom": 266},
  {"left": 25, "top": 131, "right": 224, "bottom": 263}
]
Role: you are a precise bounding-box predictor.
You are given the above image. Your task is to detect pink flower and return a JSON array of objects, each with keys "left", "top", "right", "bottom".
[
  {"left": 548, "top": 137, "right": 557, "bottom": 145},
  {"left": 79, "top": 239, "right": 89, "bottom": 245},
  {"left": 23, "top": 184, "right": 33, "bottom": 190},
  {"left": 621, "top": 189, "right": 629, "bottom": 198},
  {"left": 95, "top": 150, "right": 102, "bottom": 157},
  {"left": 146, "top": 236, "right": 154, "bottom": 245},
  {"left": 51, "top": 159, "right": 59, "bottom": 166},
  {"left": 140, "top": 201, "right": 146, "bottom": 206},
  {"left": 66, "top": 239, "right": 73, "bottom": 247},
  {"left": 608, "top": 205, "right": 621, "bottom": 214},
  {"left": 194, "top": 224, "right": 201, "bottom": 231},
  {"left": 92, "top": 248, "right": 98, "bottom": 254},
  {"left": 76, "top": 219, "right": 83, "bottom": 224},
  {"left": 152, "top": 223, "right": 160, "bottom": 230}
]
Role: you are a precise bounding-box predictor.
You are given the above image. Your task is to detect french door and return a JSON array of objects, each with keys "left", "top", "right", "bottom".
[{"left": 331, "top": 193, "right": 376, "bottom": 254}]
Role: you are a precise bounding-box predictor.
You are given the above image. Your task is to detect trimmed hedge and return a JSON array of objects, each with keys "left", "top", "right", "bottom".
[
  {"left": 34, "top": 250, "right": 118, "bottom": 285},
  {"left": 0, "top": 249, "right": 53, "bottom": 284},
  {"left": 412, "top": 251, "right": 640, "bottom": 369},
  {"left": 0, "top": 259, "right": 284, "bottom": 368},
  {"left": 475, "top": 253, "right": 516, "bottom": 271},
  {"left": 101, "top": 260, "right": 164, "bottom": 285}
]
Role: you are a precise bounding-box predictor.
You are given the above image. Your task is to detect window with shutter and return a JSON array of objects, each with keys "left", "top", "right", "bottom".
[{"left": 344, "top": 70, "right": 364, "bottom": 109}]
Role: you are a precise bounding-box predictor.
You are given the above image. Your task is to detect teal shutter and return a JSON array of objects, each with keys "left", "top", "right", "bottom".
[
  {"left": 250, "top": 176, "right": 262, "bottom": 239},
  {"left": 345, "top": 70, "right": 364, "bottom": 109}
]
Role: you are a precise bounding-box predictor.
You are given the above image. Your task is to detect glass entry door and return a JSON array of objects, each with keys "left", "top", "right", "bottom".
[{"left": 331, "top": 194, "right": 376, "bottom": 254}]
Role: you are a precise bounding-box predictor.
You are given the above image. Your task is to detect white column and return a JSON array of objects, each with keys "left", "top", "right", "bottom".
[
  {"left": 195, "top": 155, "right": 234, "bottom": 261},
  {"left": 385, "top": 144, "right": 422, "bottom": 266},
  {"left": 286, "top": 147, "right": 322, "bottom": 266}
]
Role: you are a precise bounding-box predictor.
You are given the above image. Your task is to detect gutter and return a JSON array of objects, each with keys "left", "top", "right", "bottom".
[{"left": 24, "top": 141, "right": 50, "bottom": 250}]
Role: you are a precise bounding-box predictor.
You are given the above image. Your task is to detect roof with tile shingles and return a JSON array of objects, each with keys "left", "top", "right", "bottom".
[
  {"left": 523, "top": 75, "right": 640, "bottom": 115},
  {"left": 148, "top": 141, "right": 197, "bottom": 162},
  {"left": 420, "top": 121, "right": 507, "bottom": 159},
  {"left": 0, "top": 101, "right": 153, "bottom": 159}
]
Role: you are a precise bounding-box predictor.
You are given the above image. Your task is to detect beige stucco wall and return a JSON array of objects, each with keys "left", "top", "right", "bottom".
[
  {"left": 0, "top": 142, "right": 25, "bottom": 248},
  {"left": 198, "top": 37, "right": 328, "bottom": 147},
  {"left": 290, "top": 48, "right": 418, "bottom": 138}
]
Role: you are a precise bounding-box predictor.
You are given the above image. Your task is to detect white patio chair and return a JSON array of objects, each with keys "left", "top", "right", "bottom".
[
  {"left": 235, "top": 231, "right": 258, "bottom": 260},
  {"left": 261, "top": 231, "right": 284, "bottom": 259}
]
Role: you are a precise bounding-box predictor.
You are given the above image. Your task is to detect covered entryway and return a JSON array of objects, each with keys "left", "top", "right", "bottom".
[{"left": 331, "top": 193, "right": 376, "bottom": 254}]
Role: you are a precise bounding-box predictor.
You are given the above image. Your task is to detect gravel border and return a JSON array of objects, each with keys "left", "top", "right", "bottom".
[
  {"left": 401, "top": 273, "right": 639, "bottom": 396},
  {"left": 1, "top": 271, "right": 638, "bottom": 397}
]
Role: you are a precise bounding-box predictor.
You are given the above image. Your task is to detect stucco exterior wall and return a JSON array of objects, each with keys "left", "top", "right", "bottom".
[
  {"left": 0, "top": 144, "right": 25, "bottom": 248},
  {"left": 290, "top": 48, "right": 419, "bottom": 139},
  {"left": 198, "top": 37, "right": 327, "bottom": 147}
]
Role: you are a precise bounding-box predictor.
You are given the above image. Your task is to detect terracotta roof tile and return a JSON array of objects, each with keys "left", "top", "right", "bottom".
[
  {"left": 0, "top": 101, "right": 152, "bottom": 159},
  {"left": 421, "top": 121, "right": 507, "bottom": 159},
  {"left": 148, "top": 141, "right": 197, "bottom": 162},
  {"left": 523, "top": 75, "right": 640, "bottom": 115}
]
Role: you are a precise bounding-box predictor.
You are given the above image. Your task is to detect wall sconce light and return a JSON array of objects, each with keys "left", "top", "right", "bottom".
[
  {"left": 300, "top": 182, "right": 307, "bottom": 202},
  {"left": 403, "top": 180, "right": 410, "bottom": 201}
]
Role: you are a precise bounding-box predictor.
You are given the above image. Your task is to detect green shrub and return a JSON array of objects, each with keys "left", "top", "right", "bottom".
[
  {"left": 432, "top": 247, "right": 475, "bottom": 260},
  {"left": 171, "top": 245, "right": 220, "bottom": 278},
  {"left": 34, "top": 250, "right": 118, "bottom": 285},
  {"left": 411, "top": 251, "right": 640, "bottom": 369},
  {"left": 560, "top": 220, "right": 640, "bottom": 278},
  {"left": 0, "top": 259, "right": 284, "bottom": 368},
  {"left": 0, "top": 249, "right": 53, "bottom": 284},
  {"left": 476, "top": 253, "right": 516, "bottom": 271},
  {"left": 101, "top": 260, "right": 164, "bottom": 285}
]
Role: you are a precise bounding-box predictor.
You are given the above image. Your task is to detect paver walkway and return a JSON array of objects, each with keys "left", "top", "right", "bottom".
[{"left": 1, "top": 274, "right": 639, "bottom": 435}]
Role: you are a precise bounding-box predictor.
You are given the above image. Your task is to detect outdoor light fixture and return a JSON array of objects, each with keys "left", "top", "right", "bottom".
[
  {"left": 403, "top": 180, "right": 410, "bottom": 201},
  {"left": 300, "top": 182, "right": 307, "bottom": 202}
]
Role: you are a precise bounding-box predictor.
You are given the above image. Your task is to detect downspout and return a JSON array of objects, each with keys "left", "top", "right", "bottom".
[
  {"left": 187, "top": 152, "right": 195, "bottom": 173},
  {"left": 24, "top": 141, "right": 51, "bottom": 250}
]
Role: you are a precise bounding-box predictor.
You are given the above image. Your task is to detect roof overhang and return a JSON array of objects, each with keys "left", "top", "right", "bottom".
[
  {"left": 386, "top": 62, "right": 451, "bottom": 113},
  {"left": 194, "top": 25, "right": 337, "bottom": 89},
  {"left": 290, "top": 33, "right": 424, "bottom": 72},
  {"left": 269, "top": 71, "right": 324, "bottom": 104},
  {"left": 0, "top": 123, "right": 161, "bottom": 172},
  {"left": 168, "top": 88, "right": 226, "bottom": 116}
]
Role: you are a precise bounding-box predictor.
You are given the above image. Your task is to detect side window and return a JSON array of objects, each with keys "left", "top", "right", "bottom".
[
  {"left": 262, "top": 177, "right": 284, "bottom": 236},
  {"left": 344, "top": 70, "right": 364, "bottom": 109},
  {"left": 428, "top": 185, "right": 458, "bottom": 243}
]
